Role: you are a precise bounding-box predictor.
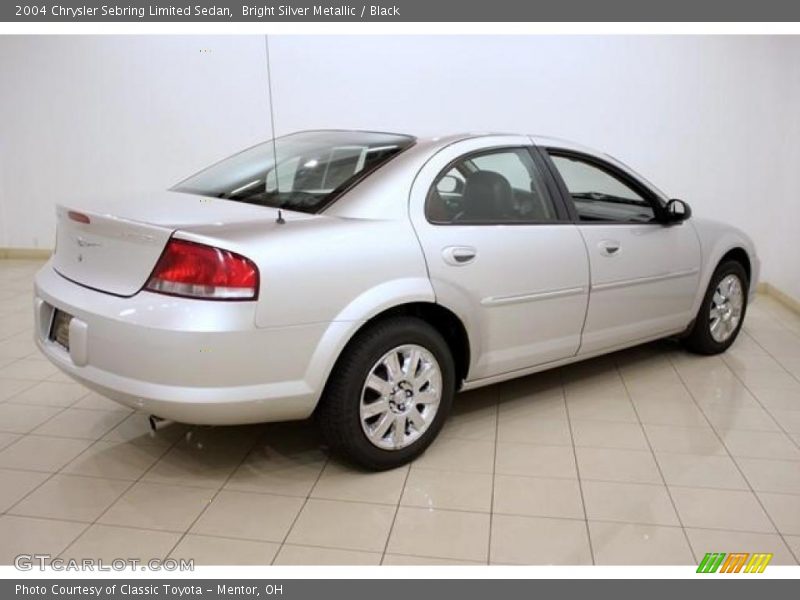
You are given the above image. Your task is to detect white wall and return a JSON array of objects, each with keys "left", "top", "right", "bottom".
[
  {"left": 0, "top": 36, "right": 271, "bottom": 249},
  {"left": 760, "top": 44, "right": 800, "bottom": 301},
  {"left": 1, "top": 35, "right": 798, "bottom": 298}
]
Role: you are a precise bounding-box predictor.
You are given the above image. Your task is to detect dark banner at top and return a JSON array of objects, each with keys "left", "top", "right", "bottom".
[{"left": 4, "top": 0, "right": 800, "bottom": 22}]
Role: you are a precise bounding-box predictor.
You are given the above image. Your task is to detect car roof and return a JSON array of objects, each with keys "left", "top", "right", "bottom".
[
  {"left": 289, "top": 130, "right": 666, "bottom": 199},
  {"left": 528, "top": 134, "right": 604, "bottom": 155},
  {"left": 283, "top": 129, "right": 604, "bottom": 157},
  {"left": 408, "top": 131, "right": 606, "bottom": 158}
]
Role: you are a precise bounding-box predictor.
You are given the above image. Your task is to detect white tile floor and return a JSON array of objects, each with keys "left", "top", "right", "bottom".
[{"left": 1, "top": 259, "right": 799, "bottom": 565}]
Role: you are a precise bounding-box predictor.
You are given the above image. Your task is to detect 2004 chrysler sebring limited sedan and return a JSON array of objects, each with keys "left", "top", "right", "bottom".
[{"left": 34, "top": 131, "right": 758, "bottom": 469}]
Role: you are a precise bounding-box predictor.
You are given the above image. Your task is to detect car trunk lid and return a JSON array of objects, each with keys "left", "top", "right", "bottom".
[
  {"left": 52, "top": 191, "right": 310, "bottom": 297},
  {"left": 53, "top": 205, "right": 175, "bottom": 297}
]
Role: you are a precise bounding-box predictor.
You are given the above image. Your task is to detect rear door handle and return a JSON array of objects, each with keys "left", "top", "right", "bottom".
[
  {"left": 598, "top": 240, "right": 621, "bottom": 257},
  {"left": 442, "top": 246, "right": 477, "bottom": 266}
]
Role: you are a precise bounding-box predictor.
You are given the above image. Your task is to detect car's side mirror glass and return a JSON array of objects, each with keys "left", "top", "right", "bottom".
[{"left": 665, "top": 198, "right": 691, "bottom": 223}]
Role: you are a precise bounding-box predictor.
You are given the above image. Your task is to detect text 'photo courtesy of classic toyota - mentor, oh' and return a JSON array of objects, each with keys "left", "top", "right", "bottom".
[{"left": 33, "top": 130, "right": 759, "bottom": 470}]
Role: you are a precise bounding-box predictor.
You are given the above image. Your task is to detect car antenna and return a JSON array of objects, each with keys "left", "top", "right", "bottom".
[{"left": 264, "top": 35, "right": 284, "bottom": 227}]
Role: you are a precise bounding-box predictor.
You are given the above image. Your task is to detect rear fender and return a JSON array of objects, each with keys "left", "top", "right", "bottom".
[{"left": 301, "top": 277, "right": 436, "bottom": 412}]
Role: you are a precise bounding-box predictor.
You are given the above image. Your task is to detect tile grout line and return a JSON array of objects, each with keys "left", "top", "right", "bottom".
[
  {"left": 3, "top": 282, "right": 799, "bottom": 565},
  {"left": 667, "top": 352, "right": 800, "bottom": 565},
  {"left": 9, "top": 456, "right": 798, "bottom": 511},
  {"left": 1, "top": 414, "right": 180, "bottom": 562},
  {"left": 4, "top": 408, "right": 793, "bottom": 518},
  {"left": 0, "top": 387, "right": 103, "bottom": 521},
  {"left": 4, "top": 425, "right": 800, "bottom": 463},
  {"left": 485, "top": 386, "right": 500, "bottom": 566},
  {"left": 739, "top": 329, "right": 800, "bottom": 389},
  {"left": 7, "top": 507, "right": 791, "bottom": 542},
  {"left": 732, "top": 334, "right": 800, "bottom": 453},
  {"left": 0, "top": 375, "right": 96, "bottom": 428},
  {"left": 560, "top": 370, "right": 596, "bottom": 566},
  {"left": 160, "top": 431, "right": 266, "bottom": 563},
  {"left": 269, "top": 451, "right": 331, "bottom": 566},
  {"left": 716, "top": 335, "right": 800, "bottom": 450},
  {"left": 732, "top": 325, "right": 800, "bottom": 390},
  {"left": 0, "top": 378, "right": 39, "bottom": 403},
  {"left": 728, "top": 316, "right": 800, "bottom": 564},
  {"left": 377, "top": 462, "right": 412, "bottom": 565},
  {"left": 3, "top": 401, "right": 135, "bottom": 415},
  {"left": 52, "top": 420, "right": 188, "bottom": 560},
  {"left": 616, "top": 356, "right": 698, "bottom": 564},
  {"left": 746, "top": 296, "right": 800, "bottom": 345}
]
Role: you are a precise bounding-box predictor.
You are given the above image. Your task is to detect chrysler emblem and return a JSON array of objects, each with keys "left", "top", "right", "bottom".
[{"left": 76, "top": 236, "right": 101, "bottom": 248}]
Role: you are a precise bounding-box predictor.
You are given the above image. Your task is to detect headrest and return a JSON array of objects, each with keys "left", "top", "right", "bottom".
[{"left": 460, "top": 170, "right": 513, "bottom": 221}]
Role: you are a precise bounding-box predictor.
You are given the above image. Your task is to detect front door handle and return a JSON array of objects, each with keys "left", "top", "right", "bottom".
[
  {"left": 442, "top": 246, "right": 477, "bottom": 266},
  {"left": 598, "top": 240, "right": 621, "bottom": 257}
]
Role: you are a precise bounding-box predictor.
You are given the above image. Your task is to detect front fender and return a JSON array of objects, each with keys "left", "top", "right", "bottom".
[{"left": 689, "top": 218, "right": 760, "bottom": 317}]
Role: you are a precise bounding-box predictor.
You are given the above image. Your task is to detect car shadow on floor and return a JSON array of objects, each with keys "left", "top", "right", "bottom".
[{"left": 127, "top": 338, "right": 684, "bottom": 483}]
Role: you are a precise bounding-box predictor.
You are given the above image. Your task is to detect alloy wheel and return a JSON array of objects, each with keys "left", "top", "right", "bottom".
[
  {"left": 359, "top": 344, "right": 443, "bottom": 450},
  {"left": 709, "top": 274, "right": 744, "bottom": 343}
]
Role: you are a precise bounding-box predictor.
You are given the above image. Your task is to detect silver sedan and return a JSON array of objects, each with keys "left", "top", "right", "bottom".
[{"left": 34, "top": 130, "right": 759, "bottom": 469}]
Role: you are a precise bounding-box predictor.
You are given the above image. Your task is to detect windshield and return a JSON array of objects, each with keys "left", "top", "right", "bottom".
[{"left": 173, "top": 130, "right": 414, "bottom": 214}]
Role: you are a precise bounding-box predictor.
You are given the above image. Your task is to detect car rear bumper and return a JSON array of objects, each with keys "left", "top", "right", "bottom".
[{"left": 33, "top": 262, "right": 331, "bottom": 425}]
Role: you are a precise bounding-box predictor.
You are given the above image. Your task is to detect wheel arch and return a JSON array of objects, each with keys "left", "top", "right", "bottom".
[
  {"left": 719, "top": 246, "right": 752, "bottom": 282},
  {"left": 689, "top": 218, "right": 760, "bottom": 319},
  {"left": 312, "top": 301, "right": 472, "bottom": 414},
  {"left": 357, "top": 302, "right": 471, "bottom": 387}
]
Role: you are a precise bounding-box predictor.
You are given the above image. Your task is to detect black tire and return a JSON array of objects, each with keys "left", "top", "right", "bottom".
[
  {"left": 682, "top": 260, "right": 749, "bottom": 355},
  {"left": 315, "top": 316, "right": 455, "bottom": 471}
]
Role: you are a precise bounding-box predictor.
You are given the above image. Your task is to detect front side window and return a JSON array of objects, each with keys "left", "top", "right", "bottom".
[
  {"left": 426, "top": 148, "right": 558, "bottom": 224},
  {"left": 174, "top": 131, "right": 414, "bottom": 214},
  {"left": 549, "top": 154, "right": 657, "bottom": 223}
]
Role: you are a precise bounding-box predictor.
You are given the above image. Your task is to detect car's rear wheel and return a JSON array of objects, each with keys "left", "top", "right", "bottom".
[
  {"left": 316, "top": 316, "right": 455, "bottom": 470},
  {"left": 682, "top": 260, "right": 748, "bottom": 355}
]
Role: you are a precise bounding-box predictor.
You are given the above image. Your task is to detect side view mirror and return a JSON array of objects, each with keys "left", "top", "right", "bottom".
[{"left": 665, "top": 198, "right": 692, "bottom": 223}]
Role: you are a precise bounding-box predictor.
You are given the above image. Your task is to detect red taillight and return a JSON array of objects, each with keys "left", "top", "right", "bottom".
[{"left": 145, "top": 239, "right": 259, "bottom": 300}]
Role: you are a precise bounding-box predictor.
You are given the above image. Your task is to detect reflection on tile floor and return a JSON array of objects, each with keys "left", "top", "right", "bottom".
[{"left": 1, "top": 259, "right": 799, "bottom": 565}]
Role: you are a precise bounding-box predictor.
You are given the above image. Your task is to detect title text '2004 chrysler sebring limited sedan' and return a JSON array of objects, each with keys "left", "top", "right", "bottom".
[{"left": 34, "top": 131, "right": 758, "bottom": 469}]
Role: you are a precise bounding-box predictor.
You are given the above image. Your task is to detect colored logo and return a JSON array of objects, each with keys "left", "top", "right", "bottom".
[{"left": 696, "top": 552, "right": 773, "bottom": 573}]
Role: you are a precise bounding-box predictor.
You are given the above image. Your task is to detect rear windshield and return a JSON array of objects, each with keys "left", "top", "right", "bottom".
[{"left": 173, "top": 130, "right": 414, "bottom": 214}]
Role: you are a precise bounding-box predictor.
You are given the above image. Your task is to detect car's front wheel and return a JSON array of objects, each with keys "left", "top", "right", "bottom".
[
  {"left": 316, "top": 316, "right": 455, "bottom": 470},
  {"left": 682, "top": 260, "right": 748, "bottom": 355}
]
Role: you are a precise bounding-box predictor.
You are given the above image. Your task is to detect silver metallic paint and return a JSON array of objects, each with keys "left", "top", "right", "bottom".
[{"left": 33, "top": 132, "right": 760, "bottom": 425}]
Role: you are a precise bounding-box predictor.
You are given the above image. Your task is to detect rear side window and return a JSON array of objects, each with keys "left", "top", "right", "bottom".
[
  {"left": 426, "top": 148, "right": 559, "bottom": 224},
  {"left": 549, "top": 154, "right": 657, "bottom": 223}
]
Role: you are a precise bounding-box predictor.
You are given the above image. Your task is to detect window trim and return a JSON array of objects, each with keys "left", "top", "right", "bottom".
[
  {"left": 538, "top": 147, "right": 668, "bottom": 225},
  {"left": 424, "top": 146, "right": 573, "bottom": 226}
]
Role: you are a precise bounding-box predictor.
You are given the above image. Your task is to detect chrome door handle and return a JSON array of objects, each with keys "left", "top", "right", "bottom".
[
  {"left": 442, "top": 246, "right": 477, "bottom": 266},
  {"left": 598, "top": 240, "right": 621, "bottom": 257}
]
